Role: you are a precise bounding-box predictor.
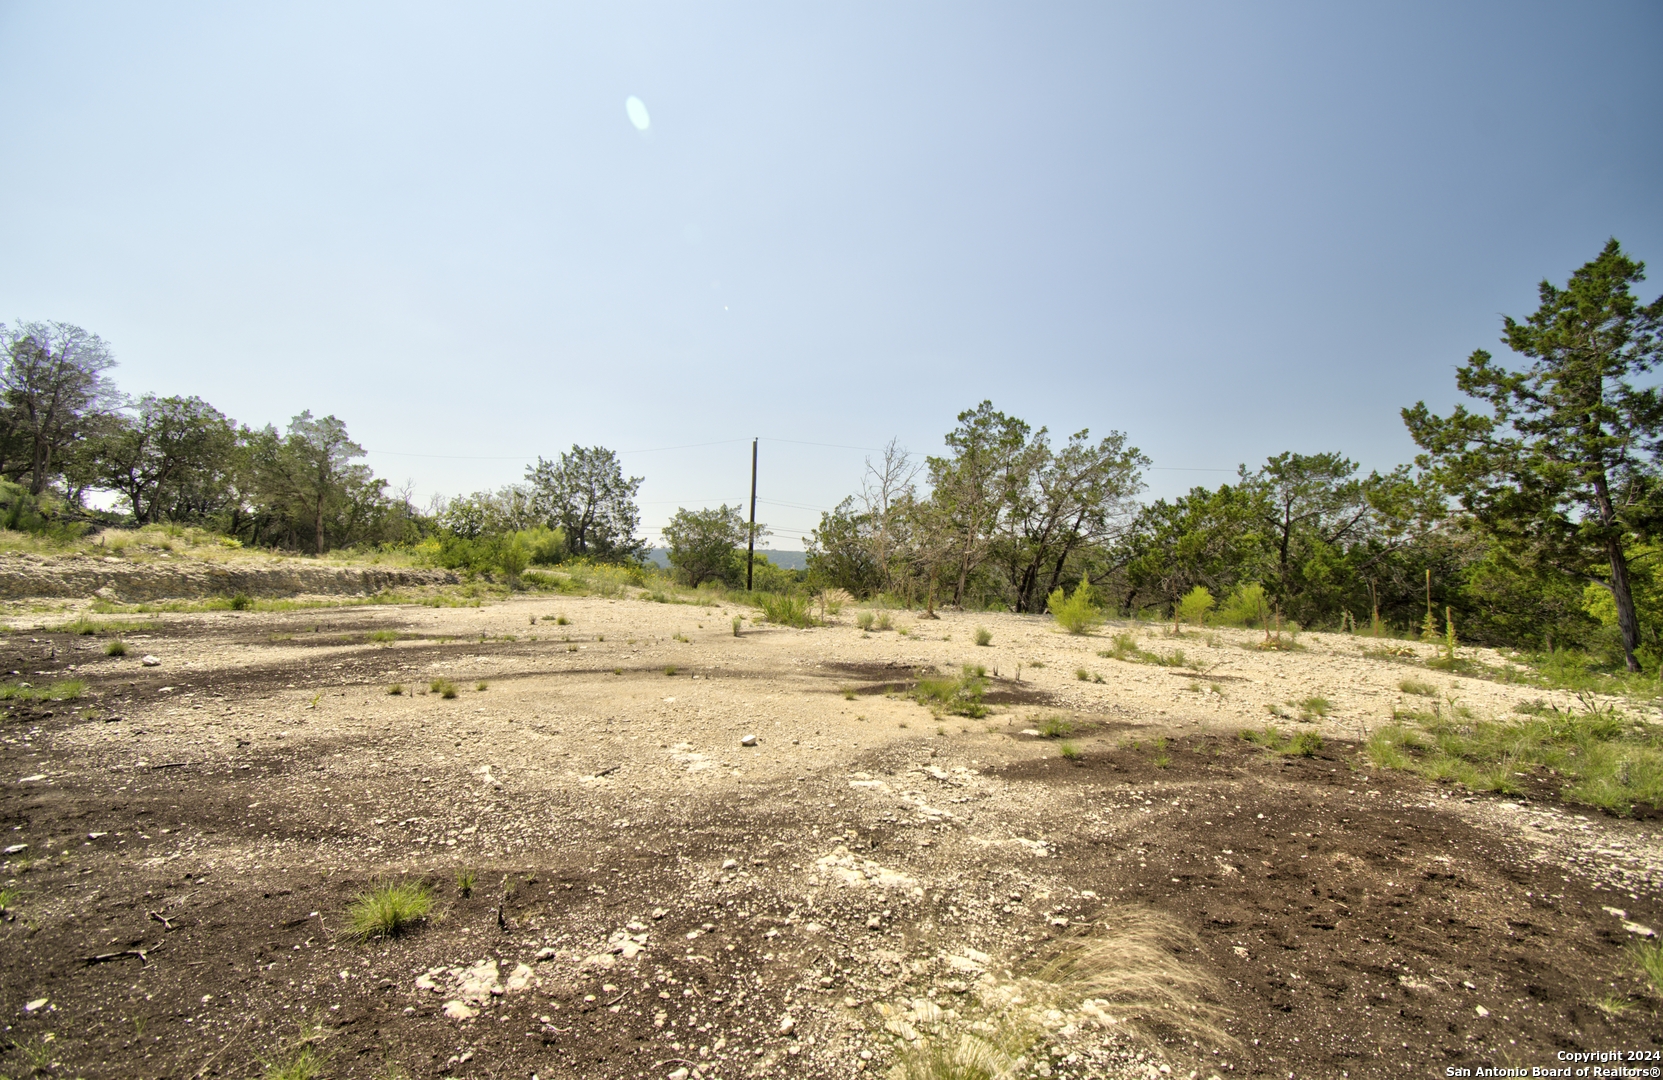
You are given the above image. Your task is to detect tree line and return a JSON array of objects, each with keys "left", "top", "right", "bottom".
[
  {"left": 802, "top": 241, "right": 1661, "bottom": 673},
  {"left": 5, "top": 239, "right": 1658, "bottom": 671}
]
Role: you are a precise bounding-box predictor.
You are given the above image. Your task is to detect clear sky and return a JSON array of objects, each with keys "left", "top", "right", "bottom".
[{"left": 2, "top": 2, "right": 1659, "bottom": 548}]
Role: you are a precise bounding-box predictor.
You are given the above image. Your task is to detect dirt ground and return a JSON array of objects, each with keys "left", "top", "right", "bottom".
[{"left": 3, "top": 595, "right": 1661, "bottom": 1079}]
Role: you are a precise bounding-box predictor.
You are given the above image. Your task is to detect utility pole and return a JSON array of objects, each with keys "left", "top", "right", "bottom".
[{"left": 746, "top": 438, "right": 758, "bottom": 591}]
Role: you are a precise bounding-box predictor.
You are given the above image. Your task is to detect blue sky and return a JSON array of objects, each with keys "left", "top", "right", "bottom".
[{"left": 2, "top": 2, "right": 1659, "bottom": 548}]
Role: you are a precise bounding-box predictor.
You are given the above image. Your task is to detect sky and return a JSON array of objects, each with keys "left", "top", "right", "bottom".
[{"left": 2, "top": 2, "right": 1660, "bottom": 549}]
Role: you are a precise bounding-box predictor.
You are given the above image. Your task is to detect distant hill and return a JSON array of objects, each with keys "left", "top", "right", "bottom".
[{"left": 646, "top": 547, "right": 807, "bottom": 571}]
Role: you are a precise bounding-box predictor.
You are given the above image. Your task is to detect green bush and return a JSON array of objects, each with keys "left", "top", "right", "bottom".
[
  {"left": 1216, "top": 583, "right": 1268, "bottom": 628},
  {"left": 913, "top": 666, "right": 989, "bottom": 718},
  {"left": 1175, "top": 586, "right": 1215, "bottom": 626},
  {"left": 1046, "top": 576, "right": 1102, "bottom": 635},
  {"left": 856, "top": 611, "right": 875, "bottom": 631},
  {"left": 973, "top": 626, "right": 993, "bottom": 647},
  {"left": 757, "top": 592, "right": 815, "bottom": 628},
  {"left": 429, "top": 678, "right": 457, "bottom": 699}
]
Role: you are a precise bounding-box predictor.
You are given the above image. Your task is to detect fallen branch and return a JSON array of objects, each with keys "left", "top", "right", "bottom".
[
  {"left": 150, "top": 762, "right": 190, "bottom": 770},
  {"left": 85, "top": 948, "right": 150, "bottom": 964},
  {"left": 148, "top": 910, "right": 176, "bottom": 930}
]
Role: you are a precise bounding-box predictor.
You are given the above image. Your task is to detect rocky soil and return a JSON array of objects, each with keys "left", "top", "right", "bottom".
[
  {"left": 0, "top": 549, "right": 457, "bottom": 602},
  {"left": 1, "top": 594, "right": 1659, "bottom": 1079}
]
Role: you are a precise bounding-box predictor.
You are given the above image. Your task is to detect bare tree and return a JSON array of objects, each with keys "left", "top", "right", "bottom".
[
  {"left": 856, "top": 439, "right": 921, "bottom": 595},
  {"left": 0, "top": 321, "right": 121, "bottom": 494}
]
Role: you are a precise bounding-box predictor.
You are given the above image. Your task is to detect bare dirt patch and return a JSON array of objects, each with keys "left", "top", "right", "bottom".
[{"left": 2, "top": 600, "right": 1659, "bottom": 1078}]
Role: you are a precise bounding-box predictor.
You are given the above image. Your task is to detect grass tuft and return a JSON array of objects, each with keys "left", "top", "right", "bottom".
[
  {"left": 973, "top": 626, "right": 993, "bottom": 647},
  {"left": 474, "top": 681, "right": 488, "bottom": 691},
  {"left": 0, "top": 679, "right": 86, "bottom": 702},
  {"left": 428, "top": 678, "right": 457, "bottom": 699},
  {"left": 1297, "top": 696, "right": 1330, "bottom": 719},
  {"left": 386, "top": 684, "right": 404, "bottom": 695},
  {"left": 345, "top": 881, "right": 434, "bottom": 941},
  {"left": 106, "top": 638, "right": 128, "bottom": 656},
  {"left": 455, "top": 868, "right": 477, "bottom": 898},
  {"left": 1059, "top": 741, "right": 1081, "bottom": 761},
  {"left": 1630, "top": 938, "right": 1663, "bottom": 994},
  {"left": 1039, "top": 716, "right": 1072, "bottom": 738},
  {"left": 913, "top": 666, "right": 989, "bottom": 719},
  {"left": 1399, "top": 678, "right": 1438, "bottom": 697}
]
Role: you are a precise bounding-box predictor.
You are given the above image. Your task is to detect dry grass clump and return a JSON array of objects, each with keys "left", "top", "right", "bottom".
[
  {"left": 428, "top": 678, "right": 458, "bottom": 698},
  {"left": 885, "top": 906, "right": 1233, "bottom": 1080}
]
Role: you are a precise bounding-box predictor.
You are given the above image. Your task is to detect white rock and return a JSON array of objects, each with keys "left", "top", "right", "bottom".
[
  {"left": 442, "top": 999, "right": 478, "bottom": 1020},
  {"left": 722, "top": 859, "right": 738, "bottom": 870},
  {"left": 141, "top": 655, "right": 161, "bottom": 667},
  {"left": 778, "top": 1014, "right": 796, "bottom": 1035},
  {"left": 505, "top": 963, "right": 536, "bottom": 992},
  {"left": 24, "top": 998, "right": 47, "bottom": 1012},
  {"left": 582, "top": 953, "right": 616, "bottom": 970},
  {"left": 535, "top": 946, "right": 559, "bottom": 960},
  {"left": 668, "top": 1070, "right": 689, "bottom": 1080},
  {"left": 1474, "top": 1005, "right": 1490, "bottom": 1017},
  {"left": 3, "top": 843, "right": 28, "bottom": 855},
  {"left": 1622, "top": 921, "right": 1657, "bottom": 938},
  {"left": 740, "top": 734, "right": 758, "bottom": 747},
  {"left": 17, "top": 775, "right": 44, "bottom": 784},
  {"left": 651, "top": 907, "right": 668, "bottom": 920}
]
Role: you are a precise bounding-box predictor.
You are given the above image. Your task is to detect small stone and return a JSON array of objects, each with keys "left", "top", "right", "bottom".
[
  {"left": 1622, "top": 921, "right": 1657, "bottom": 938},
  {"left": 1461, "top": 981, "right": 1476, "bottom": 989},
  {"left": 535, "top": 946, "right": 559, "bottom": 960},
  {"left": 740, "top": 734, "right": 758, "bottom": 747},
  {"left": 722, "top": 859, "right": 738, "bottom": 870},
  {"left": 3, "top": 843, "right": 27, "bottom": 855},
  {"left": 1474, "top": 1005, "right": 1490, "bottom": 1017},
  {"left": 141, "top": 655, "right": 161, "bottom": 667},
  {"left": 668, "top": 1070, "right": 690, "bottom": 1080},
  {"left": 442, "top": 999, "right": 478, "bottom": 1020},
  {"left": 16, "top": 776, "right": 45, "bottom": 785},
  {"left": 652, "top": 907, "right": 668, "bottom": 920},
  {"left": 24, "top": 998, "right": 47, "bottom": 1012},
  {"left": 866, "top": 916, "right": 882, "bottom": 929},
  {"left": 779, "top": 1014, "right": 796, "bottom": 1035}
]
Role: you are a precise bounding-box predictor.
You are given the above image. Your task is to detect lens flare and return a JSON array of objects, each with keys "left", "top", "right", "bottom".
[{"left": 625, "top": 96, "right": 650, "bottom": 131}]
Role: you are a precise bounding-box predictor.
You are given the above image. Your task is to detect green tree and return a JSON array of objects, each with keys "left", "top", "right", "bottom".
[
  {"left": 663, "top": 504, "right": 759, "bottom": 588},
  {"left": 0, "top": 321, "right": 121, "bottom": 494},
  {"left": 1403, "top": 240, "right": 1663, "bottom": 671},
  {"left": 85, "top": 395, "right": 236, "bottom": 524},
  {"left": 525, "top": 446, "right": 645, "bottom": 562},
  {"left": 927, "top": 402, "right": 1032, "bottom": 606},
  {"left": 248, "top": 411, "right": 373, "bottom": 554}
]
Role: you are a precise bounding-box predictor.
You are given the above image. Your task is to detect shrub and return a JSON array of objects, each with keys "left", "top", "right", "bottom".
[
  {"left": 1075, "top": 668, "right": 1090, "bottom": 681},
  {"left": 230, "top": 592, "right": 253, "bottom": 611},
  {"left": 757, "top": 592, "right": 815, "bottom": 629},
  {"left": 429, "top": 679, "right": 458, "bottom": 699},
  {"left": 106, "top": 639, "right": 128, "bottom": 657},
  {"left": 1290, "top": 731, "right": 1324, "bottom": 756},
  {"left": 874, "top": 611, "right": 894, "bottom": 631},
  {"left": 474, "top": 681, "right": 488, "bottom": 691},
  {"left": 1047, "top": 577, "right": 1102, "bottom": 635},
  {"left": 1175, "top": 586, "right": 1215, "bottom": 627},
  {"left": 973, "top": 626, "right": 993, "bottom": 647},
  {"left": 856, "top": 611, "right": 875, "bottom": 631},
  {"left": 386, "top": 684, "right": 403, "bottom": 695},
  {"left": 1215, "top": 583, "right": 1268, "bottom": 627},
  {"left": 732, "top": 614, "right": 742, "bottom": 636},
  {"left": 345, "top": 881, "right": 433, "bottom": 940}
]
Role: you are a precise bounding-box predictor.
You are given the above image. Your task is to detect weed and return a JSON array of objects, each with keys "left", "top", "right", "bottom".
[
  {"left": 1290, "top": 731, "right": 1323, "bottom": 756},
  {"left": 1059, "top": 741, "right": 1081, "bottom": 761},
  {"left": 455, "top": 868, "right": 477, "bottom": 898},
  {"left": 874, "top": 611, "right": 894, "bottom": 632},
  {"left": 386, "top": 684, "right": 404, "bottom": 695},
  {"left": 1594, "top": 993, "right": 1634, "bottom": 1017},
  {"left": 856, "top": 611, "right": 875, "bottom": 631},
  {"left": 367, "top": 629, "right": 398, "bottom": 643},
  {"left": 842, "top": 687, "right": 857, "bottom": 701},
  {"left": 557, "top": 615, "right": 570, "bottom": 625},
  {"left": 757, "top": 592, "right": 816, "bottom": 629},
  {"left": 665, "top": 666, "right": 677, "bottom": 676},
  {"left": 1297, "top": 696, "right": 1330, "bottom": 719},
  {"left": 937, "top": 725, "right": 947, "bottom": 735},
  {"left": 1153, "top": 753, "right": 1171, "bottom": 768},
  {"left": 1630, "top": 938, "right": 1663, "bottom": 994},
  {"left": 0, "top": 679, "right": 85, "bottom": 702},
  {"left": 345, "top": 881, "right": 434, "bottom": 940},
  {"left": 1367, "top": 705, "right": 1663, "bottom": 813},
  {"left": 1241, "top": 725, "right": 1323, "bottom": 757},
  {"left": 1047, "top": 576, "right": 1102, "bottom": 635},
  {"left": 1039, "top": 716, "right": 1073, "bottom": 738},
  {"left": 673, "top": 632, "right": 689, "bottom": 642},
  {"left": 0, "top": 886, "right": 19, "bottom": 910},
  {"left": 474, "top": 681, "right": 488, "bottom": 692},
  {"left": 973, "top": 626, "right": 993, "bottom": 647},
  {"left": 913, "top": 665, "right": 989, "bottom": 719},
  {"left": 731, "top": 615, "right": 742, "bottom": 636},
  {"left": 106, "top": 638, "right": 128, "bottom": 656},
  {"left": 230, "top": 592, "right": 253, "bottom": 611},
  {"left": 1399, "top": 678, "right": 1438, "bottom": 697},
  {"left": 429, "top": 679, "right": 457, "bottom": 699},
  {"left": 261, "top": 1042, "right": 327, "bottom": 1080},
  {"left": 1075, "top": 668, "right": 1090, "bottom": 681}
]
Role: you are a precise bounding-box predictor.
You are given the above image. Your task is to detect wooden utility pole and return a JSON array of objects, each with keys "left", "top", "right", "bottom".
[{"left": 746, "top": 438, "right": 758, "bottom": 591}]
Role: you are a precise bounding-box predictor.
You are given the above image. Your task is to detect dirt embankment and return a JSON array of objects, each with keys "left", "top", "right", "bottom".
[{"left": 0, "top": 551, "right": 458, "bottom": 602}]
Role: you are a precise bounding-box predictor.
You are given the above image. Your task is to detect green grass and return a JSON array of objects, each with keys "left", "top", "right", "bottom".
[
  {"left": 856, "top": 611, "right": 874, "bottom": 631},
  {"left": 841, "top": 687, "right": 857, "bottom": 700},
  {"left": 913, "top": 665, "right": 989, "bottom": 719},
  {"left": 366, "top": 629, "right": 398, "bottom": 643},
  {"left": 1098, "top": 633, "right": 1187, "bottom": 667},
  {"left": 1038, "top": 716, "right": 1072, "bottom": 738},
  {"left": 1366, "top": 705, "right": 1663, "bottom": 814},
  {"left": 386, "top": 684, "right": 403, "bottom": 695},
  {"left": 0, "top": 679, "right": 86, "bottom": 702},
  {"left": 756, "top": 592, "right": 816, "bottom": 628},
  {"left": 474, "top": 681, "right": 488, "bottom": 691},
  {"left": 1399, "top": 678, "right": 1438, "bottom": 696},
  {"left": 1297, "top": 696, "right": 1330, "bottom": 719},
  {"left": 1059, "top": 741, "right": 1081, "bottom": 761},
  {"left": 455, "top": 868, "right": 477, "bottom": 898},
  {"left": 345, "top": 881, "right": 434, "bottom": 940},
  {"left": 428, "top": 678, "right": 457, "bottom": 699},
  {"left": 261, "top": 1043, "right": 327, "bottom": 1080},
  {"left": 105, "top": 638, "right": 128, "bottom": 656},
  {"left": 973, "top": 626, "right": 992, "bottom": 647},
  {"left": 1240, "top": 725, "right": 1324, "bottom": 757},
  {"left": 64, "top": 616, "right": 150, "bottom": 635},
  {"left": 1631, "top": 938, "right": 1663, "bottom": 994},
  {"left": 0, "top": 886, "right": 20, "bottom": 910}
]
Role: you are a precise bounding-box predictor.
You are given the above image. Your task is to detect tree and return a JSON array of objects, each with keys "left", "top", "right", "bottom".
[
  {"left": 992, "top": 427, "right": 1148, "bottom": 612},
  {"left": 1404, "top": 239, "right": 1663, "bottom": 671},
  {"left": 248, "top": 412, "right": 373, "bottom": 554},
  {"left": 525, "top": 446, "right": 645, "bottom": 562},
  {"left": 927, "top": 402, "right": 1032, "bottom": 606},
  {"left": 0, "top": 321, "right": 121, "bottom": 494},
  {"left": 663, "top": 504, "right": 756, "bottom": 587},
  {"left": 85, "top": 395, "right": 236, "bottom": 524}
]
